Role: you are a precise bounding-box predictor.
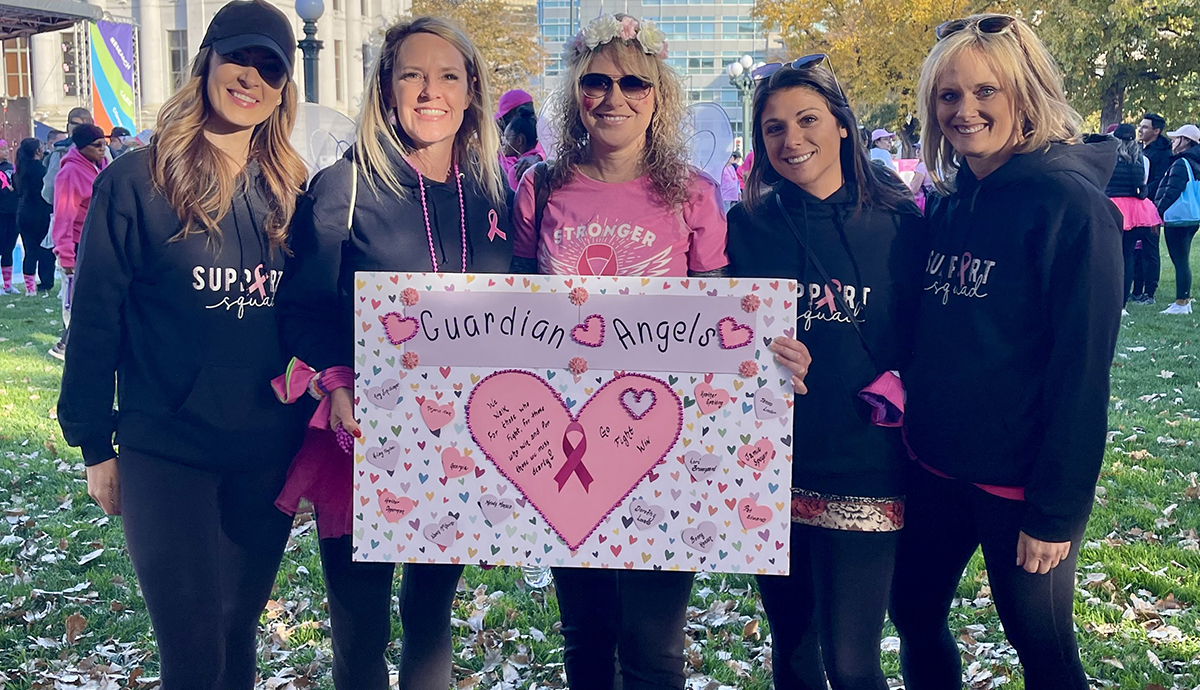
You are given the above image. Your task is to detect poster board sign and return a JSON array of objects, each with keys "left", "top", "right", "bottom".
[{"left": 353, "top": 274, "right": 798, "bottom": 574}]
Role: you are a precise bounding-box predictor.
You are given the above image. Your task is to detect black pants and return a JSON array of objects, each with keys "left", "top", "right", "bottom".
[
  {"left": 1123, "top": 227, "right": 1159, "bottom": 301},
  {"left": 552, "top": 568, "right": 694, "bottom": 690},
  {"left": 16, "top": 207, "right": 53, "bottom": 291},
  {"left": 889, "top": 467, "right": 1087, "bottom": 690},
  {"left": 119, "top": 450, "right": 294, "bottom": 690},
  {"left": 757, "top": 525, "right": 897, "bottom": 690},
  {"left": 1164, "top": 224, "right": 1198, "bottom": 301},
  {"left": 318, "top": 537, "right": 463, "bottom": 690},
  {"left": 0, "top": 213, "right": 16, "bottom": 267}
]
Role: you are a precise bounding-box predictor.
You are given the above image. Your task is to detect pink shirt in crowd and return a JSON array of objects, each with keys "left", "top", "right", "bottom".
[{"left": 512, "top": 168, "right": 729, "bottom": 277}]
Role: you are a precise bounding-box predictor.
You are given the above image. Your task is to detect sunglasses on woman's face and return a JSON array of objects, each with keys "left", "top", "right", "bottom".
[
  {"left": 750, "top": 54, "right": 845, "bottom": 100},
  {"left": 579, "top": 73, "right": 654, "bottom": 101},
  {"left": 935, "top": 15, "right": 1016, "bottom": 41}
]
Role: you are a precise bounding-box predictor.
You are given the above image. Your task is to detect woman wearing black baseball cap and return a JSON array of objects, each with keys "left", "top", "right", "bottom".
[{"left": 58, "top": 2, "right": 309, "bottom": 688}]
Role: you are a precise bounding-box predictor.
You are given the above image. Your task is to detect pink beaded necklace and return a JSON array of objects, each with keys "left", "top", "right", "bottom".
[{"left": 404, "top": 158, "right": 468, "bottom": 272}]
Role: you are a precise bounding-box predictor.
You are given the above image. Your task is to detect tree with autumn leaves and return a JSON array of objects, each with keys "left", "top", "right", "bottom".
[
  {"left": 753, "top": 0, "right": 1200, "bottom": 145},
  {"left": 395, "top": 0, "right": 545, "bottom": 102}
]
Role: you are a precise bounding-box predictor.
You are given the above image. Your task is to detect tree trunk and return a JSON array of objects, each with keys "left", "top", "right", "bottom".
[{"left": 1100, "top": 79, "right": 1125, "bottom": 130}]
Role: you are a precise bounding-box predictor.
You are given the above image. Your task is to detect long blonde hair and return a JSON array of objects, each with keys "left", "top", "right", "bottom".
[
  {"left": 355, "top": 16, "right": 505, "bottom": 205},
  {"left": 549, "top": 30, "right": 692, "bottom": 207},
  {"left": 149, "top": 47, "right": 307, "bottom": 249},
  {"left": 917, "top": 14, "right": 1083, "bottom": 194}
]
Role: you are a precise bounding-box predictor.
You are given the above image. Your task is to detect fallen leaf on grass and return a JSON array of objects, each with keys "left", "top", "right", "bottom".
[{"left": 64, "top": 612, "right": 86, "bottom": 645}]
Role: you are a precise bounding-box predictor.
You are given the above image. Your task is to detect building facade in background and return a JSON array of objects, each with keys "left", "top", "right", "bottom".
[
  {"left": 0, "top": 0, "right": 410, "bottom": 133},
  {"left": 534, "top": 0, "right": 776, "bottom": 138}
]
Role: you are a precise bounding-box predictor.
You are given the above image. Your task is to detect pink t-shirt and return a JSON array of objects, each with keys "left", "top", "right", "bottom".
[{"left": 512, "top": 168, "right": 729, "bottom": 277}]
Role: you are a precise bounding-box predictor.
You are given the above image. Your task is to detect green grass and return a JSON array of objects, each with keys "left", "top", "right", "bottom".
[{"left": 1, "top": 243, "right": 1198, "bottom": 689}]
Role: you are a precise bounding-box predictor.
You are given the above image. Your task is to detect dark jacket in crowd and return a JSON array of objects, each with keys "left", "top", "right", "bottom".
[
  {"left": 1153, "top": 147, "right": 1200, "bottom": 218},
  {"left": 58, "top": 148, "right": 309, "bottom": 470},
  {"left": 277, "top": 146, "right": 514, "bottom": 372},
  {"left": 903, "top": 139, "right": 1123, "bottom": 543},
  {"left": 727, "top": 182, "right": 925, "bottom": 498},
  {"left": 0, "top": 160, "right": 17, "bottom": 215},
  {"left": 1144, "top": 135, "right": 1174, "bottom": 201},
  {"left": 1104, "top": 155, "right": 1146, "bottom": 199},
  {"left": 14, "top": 157, "right": 51, "bottom": 220}
]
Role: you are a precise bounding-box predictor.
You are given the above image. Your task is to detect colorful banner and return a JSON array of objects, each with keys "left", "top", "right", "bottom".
[
  {"left": 89, "top": 21, "right": 136, "bottom": 134},
  {"left": 353, "top": 273, "right": 799, "bottom": 574}
]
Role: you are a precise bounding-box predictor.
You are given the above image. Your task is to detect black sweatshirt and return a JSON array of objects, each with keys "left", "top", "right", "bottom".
[
  {"left": 726, "top": 183, "right": 925, "bottom": 498},
  {"left": 1144, "top": 135, "right": 1174, "bottom": 201},
  {"left": 58, "top": 149, "right": 308, "bottom": 470},
  {"left": 903, "top": 140, "right": 1124, "bottom": 542},
  {"left": 1153, "top": 148, "right": 1200, "bottom": 218},
  {"left": 277, "top": 146, "right": 513, "bottom": 372}
]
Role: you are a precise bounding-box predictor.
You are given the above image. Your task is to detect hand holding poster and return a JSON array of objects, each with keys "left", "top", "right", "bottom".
[{"left": 353, "top": 274, "right": 797, "bottom": 574}]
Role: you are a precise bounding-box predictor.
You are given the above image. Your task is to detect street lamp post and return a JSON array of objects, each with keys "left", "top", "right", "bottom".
[
  {"left": 295, "top": 0, "right": 325, "bottom": 103},
  {"left": 727, "top": 54, "right": 756, "bottom": 152}
]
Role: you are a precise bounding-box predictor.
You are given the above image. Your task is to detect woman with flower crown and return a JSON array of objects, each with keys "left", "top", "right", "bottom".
[{"left": 509, "top": 14, "right": 741, "bottom": 690}]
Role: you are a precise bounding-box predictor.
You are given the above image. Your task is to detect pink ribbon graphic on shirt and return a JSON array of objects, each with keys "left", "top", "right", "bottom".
[
  {"left": 487, "top": 209, "right": 506, "bottom": 242},
  {"left": 554, "top": 421, "right": 593, "bottom": 492},
  {"left": 248, "top": 264, "right": 269, "bottom": 298}
]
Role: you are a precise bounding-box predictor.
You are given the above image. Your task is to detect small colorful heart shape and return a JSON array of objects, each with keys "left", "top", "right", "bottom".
[
  {"left": 716, "top": 316, "right": 754, "bottom": 349},
  {"left": 693, "top": 382, "right": 731, "bottom": 415},
  {"left": 441, "top": 446, "right": 475, "bottom": 478},
  {"left": 366, "top": 440, "right": 401, "bottom": 472},
  {"left": 466, "top": 370, "right": 682, "bottom": 549},
  {"left": 737, "top": 497, "right": 773, "bottom": 530},
  {"left": 572, "top": 314, "right": 606, "bottom": 347},
  {"left": 377, "top": 489, "right": 417, "bottom": 524},
  {"left": 379, "top": 312, "right": 420, "bottom": 346},
  {"left": 737, "top": 439, "right": 775, "bottom": 472},
  {"left": 420, "top": 398, "right": 455, "bottom": 432}
]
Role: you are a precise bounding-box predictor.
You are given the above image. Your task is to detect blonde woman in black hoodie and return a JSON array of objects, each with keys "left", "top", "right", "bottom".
[
  {"left": 726, "top": 60, "right": 923, "bottom": 690},
  {"left": 890, "top": 15, "right": 1122, "bottom": 688},
  {"left": 57, "top": 2, "right": 309, "bottom": 688}
]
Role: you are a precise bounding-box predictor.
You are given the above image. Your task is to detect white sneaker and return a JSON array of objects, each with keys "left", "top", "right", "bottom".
[{"left": 1161, "top": 302, "right": 1193, "bottom": 314}]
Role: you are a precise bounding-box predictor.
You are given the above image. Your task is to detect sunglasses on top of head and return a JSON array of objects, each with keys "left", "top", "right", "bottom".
[
  {"left": 579, "top": 73, "right": 654, "bottom": 101},
  {"left": 750, "top": 54, "right": 845, "bottom": 99},
  {"left": 935, "top": 14, "right": 1016, "bottom": 41}
]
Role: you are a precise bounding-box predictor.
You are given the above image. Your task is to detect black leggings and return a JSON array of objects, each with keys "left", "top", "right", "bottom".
[
  {"left": 552, "top": 568, "right": 694, "bottom": 690},
  {"left": 16, "top": 207, "right": 54, "bottom": 291},
  {"left": 318, "top": 536, "right": 463, "bottom": 690},
  {"left": 0, "top": 213, "right": 16, "bottom": 268},
  {"left": 757, "top": 525, "right": 898, "bottom": 690},
  {"left": 1122, "top": 227, "right": 1160, "bottom": 302},
  {"left": 118, "top": 450, "right": 294, "bottom": 690},
  {"left": 1164, "top": 224, "right": 1198, "bottom": 301},
  {"left": 889, "top": 467, "right": 1087, "bottom": 690}
]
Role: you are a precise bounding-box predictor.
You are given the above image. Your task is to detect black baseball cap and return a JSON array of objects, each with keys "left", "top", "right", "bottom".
[
  {"left": 110, "top": 126, "right": 131, "bottom": 138},
  {"left": 200, "top": 0, "right": 296, "bottom": 74}
]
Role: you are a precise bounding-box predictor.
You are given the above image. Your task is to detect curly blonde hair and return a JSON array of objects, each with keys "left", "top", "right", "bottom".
[
  {"left": 547, "top": 25, "right": 692, "bottom": 207},
  {"left": 918, "top": 14, "right": 1082, "bottom": 194}
]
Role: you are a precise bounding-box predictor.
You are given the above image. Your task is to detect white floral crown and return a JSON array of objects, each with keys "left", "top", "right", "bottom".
[{"left": 563, "top": 14, "right": 668, "bottom": 61}]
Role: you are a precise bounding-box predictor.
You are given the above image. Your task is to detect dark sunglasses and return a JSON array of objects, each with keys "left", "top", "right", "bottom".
[
  {"left": 750, "top": 54, "right": 845, "bottom": 101},
  {"left": 222, "top": 49, "right": 289, "bottom": 88},
  {"left": 935, "top": 14, "right": 1016, "bottom": 41},
  {"left": 579, "top": 73, "right": 654, "bottom": 101}
]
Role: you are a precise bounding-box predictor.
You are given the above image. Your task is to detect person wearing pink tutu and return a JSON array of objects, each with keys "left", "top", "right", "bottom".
[{"left": 1105, "top": 123, "right": 1163, "bottom": 307}]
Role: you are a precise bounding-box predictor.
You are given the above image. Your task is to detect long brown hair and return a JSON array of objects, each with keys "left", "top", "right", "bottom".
[
  {"left": 548, "top": 34, "right": 691, "bottom": 207},
  {"left": 149, "top": 47, "right": 307, "bottom": 249},
  {"left": 745, "top": 64, "right": 913, "bottom": 214},
  {"left": 355, "top": 17, "right": 505, "bottom": 205}
]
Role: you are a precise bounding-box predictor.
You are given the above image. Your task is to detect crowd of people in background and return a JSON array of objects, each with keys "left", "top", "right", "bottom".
[{"left": 0, "top": 1, "right": 1188, "bottom": 689}]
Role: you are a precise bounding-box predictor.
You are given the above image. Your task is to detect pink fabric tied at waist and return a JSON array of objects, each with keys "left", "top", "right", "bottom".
[
  {"left": 272, "top": 358, "right": 357, "bottom": 540},
  {"left": 901, "top": 426, "right": 1026, "bottom": 502},
  {"left": 858, "top": 371, "right": 904, "bottom": 428}
]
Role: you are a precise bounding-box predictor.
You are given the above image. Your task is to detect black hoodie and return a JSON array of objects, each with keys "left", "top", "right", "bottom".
[
  {"left": 277, "top": 145, "right": 513, "bottom": 372},
  {"left": 903, "top": 140, "right": 1123, "bottom": 542},
  {"left": 726, "top": 183, "right": 926, "bottom": 498},
  {"left": 58, "top": 148, "right": 309, "bottom": 470},
  {"left": 1144, "top": 135, "right": 1174, "bottom": 201},
  {"left": 1153, "top": 147, "right": 1200, "bottom": 218}
]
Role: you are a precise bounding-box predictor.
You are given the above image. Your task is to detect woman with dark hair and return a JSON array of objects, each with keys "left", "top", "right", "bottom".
[
  {"left": 1154, "top": 124, "right": 1200, "bottom": 315},
  {"left": 1105, "top": 123, "right": 1161, "bottom": 308},
  {"left": 726, "top": 57, "right": 922, "bottom": 690},
  {"left": 275, "top": 16, "right": 511, "bottom": 689},
  {"left": 13, "top": 137, "right": 55, "bottom": 295},
  {"left": 56, "top": 1, "right": 311, "bottom": 686},
  {"left": 891, "top": 15, "right": 1122, "bottom": 687},
  {"left": 501, "top": 104, "right": 544, "bottom": 191}
]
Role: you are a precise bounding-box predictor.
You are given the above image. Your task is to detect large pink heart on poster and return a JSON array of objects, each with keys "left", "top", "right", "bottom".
[{"left": 467, "top": 371, "right": 683, "bottom": 549}]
